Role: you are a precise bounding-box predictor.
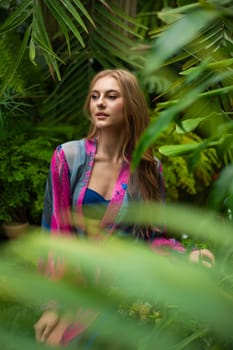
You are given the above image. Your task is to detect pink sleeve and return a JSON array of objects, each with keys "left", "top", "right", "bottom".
[{"left": 45, "top": 145, "right": 73, "bottom": 234}]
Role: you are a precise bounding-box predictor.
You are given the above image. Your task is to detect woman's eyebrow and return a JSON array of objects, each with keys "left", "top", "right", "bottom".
[{"left": 90, "top": 89, "right": 120, "bottom": 94}]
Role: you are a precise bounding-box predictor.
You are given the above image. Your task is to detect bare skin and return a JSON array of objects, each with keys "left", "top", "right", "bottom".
[
  {"left": 189, "top": 248, "right": 215, "bottom": 268},
  {"left": 88, "top": 76, "right": 126, "bottom": 199},
  {"left": 34, "top": 310, "right": 60, "bottom": 344}
]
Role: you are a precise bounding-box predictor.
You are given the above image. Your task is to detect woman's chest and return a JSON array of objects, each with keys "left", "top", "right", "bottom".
[{"left": 88, "top": 161, "right": 123, "bottom": 200}]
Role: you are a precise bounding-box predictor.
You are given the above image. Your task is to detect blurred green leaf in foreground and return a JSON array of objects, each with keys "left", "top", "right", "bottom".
[{"left": 0, "top": 202, "right": 232, "bottom": 350}]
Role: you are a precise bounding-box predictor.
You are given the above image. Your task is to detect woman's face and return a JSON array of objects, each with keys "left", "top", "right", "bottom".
[{"left": 89, "top": 76, "right": 125, "bottom": 131}]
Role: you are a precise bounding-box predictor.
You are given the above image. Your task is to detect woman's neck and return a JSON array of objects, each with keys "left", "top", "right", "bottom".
[{"left": 96, "top": 130, "right": 125, "bottom": 163}]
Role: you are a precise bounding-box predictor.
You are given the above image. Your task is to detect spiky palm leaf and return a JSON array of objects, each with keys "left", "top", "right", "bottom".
[{"left": 0, "top": 0, "right": 96, "bottom": 81}]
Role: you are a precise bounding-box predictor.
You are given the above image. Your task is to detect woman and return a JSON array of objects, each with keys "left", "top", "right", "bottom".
[
  {"left": 35, "top": 69, "right": 214, "bottom": 346},
  {"left": 42, "top": 69, "right": 165, "bottom": 238}
]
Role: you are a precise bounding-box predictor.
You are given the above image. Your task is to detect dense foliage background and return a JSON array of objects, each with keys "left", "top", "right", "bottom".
[
  {"left": 0, "top": 0, "right": 232, "bottom": 349},
  {"left": 1, "top": 0, "right": 232, "bottom": 225}
]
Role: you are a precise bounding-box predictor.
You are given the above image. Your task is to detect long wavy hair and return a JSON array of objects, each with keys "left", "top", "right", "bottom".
[{"left": 84, "top": 69, "right": 161, "bottom": 202}]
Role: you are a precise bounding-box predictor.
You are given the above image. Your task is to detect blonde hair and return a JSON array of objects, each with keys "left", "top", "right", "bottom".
[{"left": 84, "top": 69, "right": 161, "bottom": 201}]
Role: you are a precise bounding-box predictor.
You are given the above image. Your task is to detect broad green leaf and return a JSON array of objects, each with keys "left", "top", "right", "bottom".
[
  {"left": 158, "top": 3, "right": 199, "bottom": 24},
  {"left": 132, "top": 81, "right": 206, "bottom": 169},
  {"left": 7, "top": 220, "right": 233, "bottom": 335},
  {"left": 1, "top": 194, "right": 233, "bottom": 349},
  {"left": 181, "top": 58, "right": 233, "bottom": 73},
  {"left": 176, "top": 117, "right": 207, "bottom": 133},
  {"left": 159, "top": 143, "right": 202, "bottom": 157},
  {"left": 180, "top": 58, "right": 211, "bottom": 83},
  {"left": 199, "top": 85, "right": 233, "bottom": 98}
]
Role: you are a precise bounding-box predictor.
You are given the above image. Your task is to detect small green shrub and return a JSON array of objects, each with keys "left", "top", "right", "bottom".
[
  {"left": 0, "top": 135, "right": 52, "bottom": 224},
  {"left": 155, "top": 131, "right": 220, "bottom": 204}
]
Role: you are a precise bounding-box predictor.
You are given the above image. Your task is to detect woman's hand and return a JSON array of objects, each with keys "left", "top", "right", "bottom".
[
  {"left": 189, "top": 248, "right": 215, "bottom": 268},
  {"left": 34, "top": 310, "right": 60, "bottom": 344}
]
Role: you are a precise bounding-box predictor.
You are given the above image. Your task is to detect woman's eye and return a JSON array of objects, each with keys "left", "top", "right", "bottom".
[
  {"left": 108, "top": 95, "right": 117, "bottom": 99},
  {"left": 91, "top": 94, "right": 98, "bottom": 100}
]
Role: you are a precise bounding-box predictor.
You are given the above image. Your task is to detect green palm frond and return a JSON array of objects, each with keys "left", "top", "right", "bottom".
[
  {"left": 0, "top": 0, "right": 95, "bottom": 82},
  {"left": 41, "top": 51, "right": 93, "bottom": 134},
  {"left": 0, "top": 32, "right": 26, "bottom": 94},
  {"left": 0, "top": 0, "right": 33, "bottom": 33}
]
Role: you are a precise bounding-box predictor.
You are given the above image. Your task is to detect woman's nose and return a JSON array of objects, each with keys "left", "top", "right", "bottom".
[{"left": 97, "top": 96, "right": 106, "bottom": 107}]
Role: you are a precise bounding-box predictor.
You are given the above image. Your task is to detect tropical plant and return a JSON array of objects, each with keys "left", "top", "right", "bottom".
[
  {"left": 0, "top": 1, "right": 233, "bottom": 349},
  {"left": 0, "top": 83, "right": 72, "bottom": 225},
  {"left": 2, "top": 0, "right": 231, "bottom": 223},
  {"left": 133, "top": 0, "right": 233, "bottom": 174},
  {"left": 0, "top": 135, "right": 53, "bottom": 224},
  {"left": 0, "top": 200, "right": 232, "bottom": 349},
  {"left": 154, "top": 130, "right": 220, "bottom": 204}
]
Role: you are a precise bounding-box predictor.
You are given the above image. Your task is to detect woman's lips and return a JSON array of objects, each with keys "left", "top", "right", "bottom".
[{"left": 96, "top": 113, "right": 109, "bottom": 117}]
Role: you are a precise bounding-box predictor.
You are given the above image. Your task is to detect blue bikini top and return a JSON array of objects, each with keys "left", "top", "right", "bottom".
[{"left": 83, "top": 188, "right": 110, "bottom": 220}]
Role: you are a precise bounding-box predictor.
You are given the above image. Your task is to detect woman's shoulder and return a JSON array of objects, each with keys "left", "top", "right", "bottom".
[
  {"left": 59, "top": 138, "right": 96, "bottom": 170},
  {"left": 61, "top": 138, "right": 86, "bottom": 150},
  {"left": 60, "top": 138, "right": 96, "bottom": 151},
  {"left": 59, "top": 139, "right": 86, "bottom": 165}
]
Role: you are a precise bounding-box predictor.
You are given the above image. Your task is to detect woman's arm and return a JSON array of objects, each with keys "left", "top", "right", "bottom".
[{"left": 42, "top": 145, "right": 73, "bottom": 233}]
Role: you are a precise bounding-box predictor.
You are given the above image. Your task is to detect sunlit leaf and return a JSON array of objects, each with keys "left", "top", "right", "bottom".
[
  {"left": 176, "top": 117, "right": 207, "bottom": 133},
  {"left": 157, "top": 3, "right": 199, "bottom": 24},
  {"left": 132, "top": 83, "right": 206, "bottom": 169},
  {"left": 159, "top": 143, "right": 201, "bottom": 157},
  {"left": 29, "top": 38, "right": 36, "bottom": 65}
]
